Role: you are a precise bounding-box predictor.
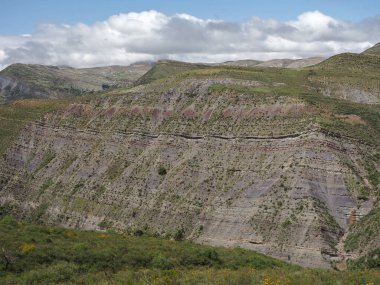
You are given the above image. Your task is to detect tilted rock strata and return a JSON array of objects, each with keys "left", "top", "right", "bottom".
[
  {"left": 0, "top": 78, "right": 375, "bottom": 268},
  {"left": 0, "top": 122, "right": 368, "bottom": 268}
]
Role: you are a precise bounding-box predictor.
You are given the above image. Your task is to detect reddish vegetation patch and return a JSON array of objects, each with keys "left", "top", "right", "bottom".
[
  {"left": 163, "top": 109, "right": 173, "bottom": 120},
  {"left": 285, "top": 104, "right": 306, "bottom": 117},
  {"left": 223, "top": 107, "right": 234, "bottom": 118},
  {"left": 130, "top": 106, "right": 142, "bottom": 117},
  {"left": 202, "top": 108, "right": 214, "bottom": 121},
  {"left": 102, "top": 107, "right": 116, "bottom": 119},
  {"left": 150, "top": 107, "right": 162, "bottom": 122},
  {"left": 11, "top": 99, "right": 62, "bottom": 108},
  {"left": 335, "top": 114, "right": 366, "bottom": 125},
  {"left": 245, "top": 107, "right": 262, "bottom": 119},
  {"left": 182, "top": 105, "right": 196, "bottom": 119},
  {"left": 64, "top": 104, "right": 85, "bottom": 117}
]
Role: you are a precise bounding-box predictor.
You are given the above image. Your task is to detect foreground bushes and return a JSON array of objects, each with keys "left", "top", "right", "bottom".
[{"left": 0, "top": 216, "right": 379, "bottom": 285}]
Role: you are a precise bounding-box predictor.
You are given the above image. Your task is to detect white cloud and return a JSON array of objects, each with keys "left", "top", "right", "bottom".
[{"left": 0, "top": 10, "right": 379, "bottom": 69}]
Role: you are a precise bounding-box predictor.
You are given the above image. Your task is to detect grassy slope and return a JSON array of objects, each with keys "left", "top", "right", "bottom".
[
  {"left": 0, "top": 63, "right": 151, "bottom": 103},
  {"left": 308, "top": 53, "right": 380, "bottom": 103},
  {"left": 0, "top": 100, "right": 70, "bottom": 155},
  {"left": 0, "top": 216, "right": 379, "bottom": 285},
  {"left": 139, "top": 60, "right": 380, "bottom": 146},
  {"left": 362, "top": 43, "right": 380, "bottom": 56},
  {"left": 0, "top": 94, "right": 105, "bottom": 155},
  {"left": 1, "top": 63, "right": 151, "bottom": 90}
]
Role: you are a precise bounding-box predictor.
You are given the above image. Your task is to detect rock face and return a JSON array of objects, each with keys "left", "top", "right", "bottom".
[
  {"left": 0, "top": 75, "right": 51, "bottom": 102},
  {"left": 0, "top": 73, "right": 376, "bottom": 269}
]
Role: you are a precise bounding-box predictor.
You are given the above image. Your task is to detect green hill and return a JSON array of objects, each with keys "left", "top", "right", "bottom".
[
  {"left": 0, "top": 63, "right": 151, "bottom": 103},
  {"left": 362, "top": 43, "right": 380, "bottom": 56}
]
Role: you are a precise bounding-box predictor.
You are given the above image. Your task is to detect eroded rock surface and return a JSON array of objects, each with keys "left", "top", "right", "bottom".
[{"left": 0, "top": 76, "right": 376, "bottom": 268}]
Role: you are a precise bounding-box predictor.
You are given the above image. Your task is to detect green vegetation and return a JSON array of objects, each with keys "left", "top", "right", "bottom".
[
  {"left": 0, "top": 216, "right": 379, "bottom": 285},
  {"left": 106, "top": 159, "right": 126, "bottom": 180},
  {"left": 36, "top": 151, "right": 56, "bottom": 172},
  {"left": 158, "top": 165, "right": 167, "bottom": 176},
  {"left": 348, "top": 248, "right": 380, "bottom": 270},
  {"left": 136, "top": 60, "right": 205, "bottom": 85},
  {"left": 345, "top": 207, "right": 380, "bottom": 252},
  {"left": 137, "top": 57, "right": 380, "bottom": 146},
  {"left": 362, "top": 43, "right": 380, "bottom": 56},
  {"left": 1, "top": 63, "right": 150, "bottom": 96},
  {"left": 0, "top": 100, "right": 70, "bottom": 155}
]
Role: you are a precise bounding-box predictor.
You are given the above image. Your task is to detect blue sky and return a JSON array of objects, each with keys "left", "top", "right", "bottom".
[{"left": 1, "top": 0, "right": 379, "bottom": 35}]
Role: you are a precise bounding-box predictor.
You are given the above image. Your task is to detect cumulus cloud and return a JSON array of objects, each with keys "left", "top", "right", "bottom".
[{"left": 0, "top": 10, "right": 379, "bottom": 69}]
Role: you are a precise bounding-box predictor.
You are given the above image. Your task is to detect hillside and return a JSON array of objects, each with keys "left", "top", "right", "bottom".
[
  {"left": 0, "top": 59, "right": 379, "bottom": 270},
  {"left": 362, "top": 42, "right": 380, "bottom": 56},
  {"left": 0, "top": 216, "right": 378, "bottom": 285},
  {"left": 219, "top": 59, "right": 263, "bottom": 67},
  {"left": 219, "top": 57, "right": 325, "bottom": 69},
  {"left": 309, "top": 53, "right": 380, "bottom": 103},
  {"left": 0, "top": 63, "right": 151, "bottom": 103}
]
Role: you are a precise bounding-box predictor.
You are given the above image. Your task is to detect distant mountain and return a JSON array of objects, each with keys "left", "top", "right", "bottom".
[
  {"left": 220, "top": 59, "right": 262, "bottom": 67},
  {"left": 285, "top": 57, "right": 326, "bottom": 68},
  {"left": 255, "top": 58, "right": 295, "bottom": 68},
  {"left": 0, "top": 63, "right": 152, "bottom": 103},
  {"left": 218, "top": 57, "right": 325, "bottom": 69},
  {"left": 362, "top": 43, "right": 380, "bottom": 56},
  {"left": 136, "top": 60, "right": 207, "bottom": 85}
]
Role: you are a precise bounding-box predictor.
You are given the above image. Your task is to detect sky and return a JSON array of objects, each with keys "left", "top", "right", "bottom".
[{"left": 0, "top": 0, "right": 379, "bottom": 69}]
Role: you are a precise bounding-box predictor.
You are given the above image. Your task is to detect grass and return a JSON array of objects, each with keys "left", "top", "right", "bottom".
[
  {"left": 0, "top": 100, "right": 70, "bottom": 155},
  {"left": 1, "top": 63, "right": 150, "bottom": 94},
  {"left": 205, "top": 70, "right": 380, "bottom": 146},
  {"left": 0, "top": 92, "right": 107, "bottom": 156},
  {"left": 348, "top": 248, "right": 380, "bottom": 270},
  {"left": 141, "top": 59, "right": 379, "bottom": 145},
  {"left": 345, "top": 207, "right": 380, "bottom": 253},
  {"left": 0, "top": 216, "right": 379, "bottom": 285}
]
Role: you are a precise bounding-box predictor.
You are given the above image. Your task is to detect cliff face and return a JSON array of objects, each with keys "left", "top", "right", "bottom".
[{"left": 1, "top": 68, "right": 378, "bottom": 269}]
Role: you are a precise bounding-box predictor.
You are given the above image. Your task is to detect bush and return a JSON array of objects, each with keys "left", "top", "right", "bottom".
[
  {"left": 174, "top": 228, "right": 184, "bottom": 241},
  {"left": 150, "top": 255, "right": 174, "bottom": 270},
  {"left": 158, "top": 166, "right": 167, "bottom": 176},
  {"left": 21, "top": 261, "right": 79, "bottom": 284}
]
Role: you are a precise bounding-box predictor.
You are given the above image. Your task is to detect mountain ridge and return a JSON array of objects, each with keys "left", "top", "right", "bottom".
[
  {"left": 0, "top": 63, "right": 152, "bottom": 103},
  {"left": 362, "top": 42, "right": 380, "bottom": 56}
]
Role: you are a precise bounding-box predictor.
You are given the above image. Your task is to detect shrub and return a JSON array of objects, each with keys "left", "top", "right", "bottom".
[
  {"left": 150, "top": 255, "right": 174, "bottom": 270},
  {"left": 158, "top": 166, "right": 167, "bottom": 176},
  {"left": 174, "top": 228, "right": 185, "bottom": 241},
  {"left": 21, "top": 261, "right": 79, "bottom": 284}
]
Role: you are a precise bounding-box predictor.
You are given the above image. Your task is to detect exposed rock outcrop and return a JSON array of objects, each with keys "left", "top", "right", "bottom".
[{"left": 0, "top": 75, "right": 376, "bottom": 268}]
